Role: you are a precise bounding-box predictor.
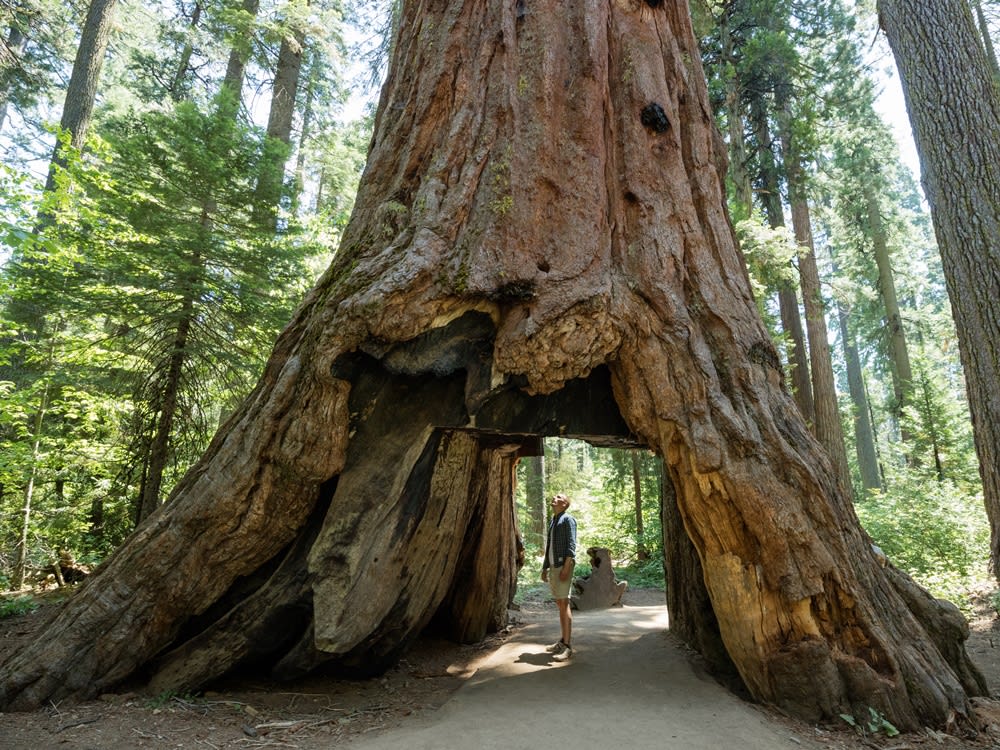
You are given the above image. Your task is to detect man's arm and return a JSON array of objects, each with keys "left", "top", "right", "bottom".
[
  {"left": 559, "top": 516, "right": 577, "bottom": 581},
  {"left": 566, "top": 516, "right": 577, "bottom": 560}
]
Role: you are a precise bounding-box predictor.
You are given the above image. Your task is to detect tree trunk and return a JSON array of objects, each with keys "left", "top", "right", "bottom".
[
  {"left": 0, "top": 1, "right": 985, "bottom": 730},
  {"left": 632, "top": 451, "right": 648, "bottom": 561},
  {"left": 13, "top": 387, "right": 48, "bottom": 590},
  {"left": 749, "top": 99, "right": 814, "bottom": 425},
  {"left": 877, "top": 0, "right": 1000, "bottom": 576},
  {"left": 170, "top": 1, "right": 202, "bottom": 101},
  {"left": 0, "top": 21, "right": 28, "bottom": 133},
  {"left": 43, "top": 0, "right": 119, "bottom": 194},
  {"left": 792, "top": 206, "right": 851, "bottom": 494},
  {"left": 865, "top": 183, "right": 913, "bottom": 444},
  {"left": 13, "top": 334, "right": 55, "bottom": 590},
  {"left": 834, "top": 284, "right": 882, "bottom": 493},
  {"left": 433, "top": 435, "right": 524, "bottom": 644},
  {"left": 218, "top": 0, "right": 259, "bottom": 116},
  {"left": 253, "top": 14, "right": 306, "bottom": 228},
  {"left": 136, "top": 251, "right": 198, "bottom": 522},
  {"left": 291, "top": 48, "right": 317, "bottom": 218},
  {"left": 917, "top": 367, "right": 946, "bottom": 481},
  {"left": 662, "top": 461, "right": 741, "bottom": 685},
  {"left": 523, "top": 454, "right": 545, "bottom": 548},
  {"left": 972, "top": 0, "right": 1000, "bottom": 82},
  {"left": 781, "top": 105, "right": 852, "bottom": 495},
  {"left": 718, "top": 9, "right": 751, "bottom": 217}
]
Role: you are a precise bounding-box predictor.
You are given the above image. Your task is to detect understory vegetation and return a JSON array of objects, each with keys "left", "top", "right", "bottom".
[{"left": 515, "top": 438, "right": 990, "bottom": 612}]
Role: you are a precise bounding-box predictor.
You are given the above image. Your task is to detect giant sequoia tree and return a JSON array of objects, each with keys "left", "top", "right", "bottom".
[{"left": 0, "top": 0, "right": 986, "bottom": 730}]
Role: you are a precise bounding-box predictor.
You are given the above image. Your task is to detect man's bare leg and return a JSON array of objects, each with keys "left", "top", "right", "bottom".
[{"left": 556, "top": 597, "right": 572, "bottom": 647}]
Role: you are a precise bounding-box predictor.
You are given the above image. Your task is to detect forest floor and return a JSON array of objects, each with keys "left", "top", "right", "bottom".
[{"left": 2, "top": 585, "right": 1000, "bottom": 749}]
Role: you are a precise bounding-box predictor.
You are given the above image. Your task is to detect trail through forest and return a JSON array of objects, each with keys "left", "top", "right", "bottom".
[
  {"left": 2, "top": 587, "right": 1000, "bottom": 749},
  {"left": 345, "top": 602, "right": 822, "bottom": 750}
]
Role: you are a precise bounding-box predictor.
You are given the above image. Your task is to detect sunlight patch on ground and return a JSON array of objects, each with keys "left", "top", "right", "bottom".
[{"left": 478, "top": 604, "right": 671, "bottom": 680}]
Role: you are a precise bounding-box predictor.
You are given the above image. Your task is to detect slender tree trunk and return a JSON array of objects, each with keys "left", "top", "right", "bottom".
[
  {"left": 972, "top": 0, "right": 1000, "bottom": 81},
  {"left": 138, "top": 15, "right": 242, "bottom": 519},
  {"left": 750, "top": 100, "right": 814, "bottom": 425},
  {"left": 0, "top": 21, "right": 27, "bottom": 133},
  {"left": 137, "top": 252, "right": 198, "bottom": 521},
  {"left": 314, "top": 165, "right": 326, "bottom": 213},
  {"left": 911, "top": 326, "right": 947, "bottom": 480},
  {"left": 253, "top": 13, "right": 306, "bottom": 228},
  {"left": 865, "top": 184, "right": 913, "bottom": 444},
  {"left": 15, "top": 453, "right": 39, "bottom": 589},
  {"left": 88, "top": 495, "right": 105, "bottom": 542},
  {"left": 792, "top": 204, "right": 851, "bottom": 493},
  {"left": 218, "top": 0, "right": 260, "bottom": 116},
  {"left": 631, "top": 451, "right": 648, "bottom": 561},
  {"left": 877, "top": 0, "right": 1000, "bottom": 578},
  {"left": 918, "top": 368, "right": 945, "bottom": 481},
  {"left": 291, "top": 49, "right": 317, "bottom": 218},
  {"left": 523, "top": 454, "right": 545, "bottom": 548},
  {"left": 719, "top": 9, "right": 751, "bottom": 216},
  {"left": 43, "top": 0, "right": 119, "bottom": 194},
  {"left": 170, "top": 1, "right": 202, "bottom": 101},
  {"left": 782, "top": 109, "right": 852, "bottom": 495},
  {"left": 1, "top": 1, "right": 985, "bottom": 730},
  {"left": 14, "top": 381, "right": 50, "bottom": 590},
  {"left": 834, "top": 284, "right": 882, "bottom": 493}
]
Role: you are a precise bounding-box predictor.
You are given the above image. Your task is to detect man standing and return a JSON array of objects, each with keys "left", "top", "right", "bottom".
[{"left": 541, "top": 492, "right": 577, "bottom": 661}]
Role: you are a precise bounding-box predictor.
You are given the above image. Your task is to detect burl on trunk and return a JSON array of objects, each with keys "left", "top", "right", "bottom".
[{"left": 0, "top": 0, "right": 984, "bottom": 730}]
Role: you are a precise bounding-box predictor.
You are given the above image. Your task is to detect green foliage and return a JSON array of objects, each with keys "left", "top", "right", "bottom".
[
  {"left": 840, "top": 707, "right": 899, "bottom": 738},
  {"left": 0, "top": 157, "right": 139, "bottom": 570},
  {"left": 0, "top": 0, "right": 80, "bottom": 159},
  {"left": 0, "top": 104, "right": 324, "bottom": 578},
  {"left": 0, "top": 0, "right": 365, "bottom": 583},
  {"left": 0, "top": 594, "right": 39, "bottom": 618},
  {"left": 990, "top": 590, "right": 1000, "bottom": 617},
  {"left": 855, "top": 469, "right": 989, "bottom": 605},
  {"left": 145, "top": 690, "right": 202, "bottom": 709},
  {"left": 303, "top": 113, "right": 371, "bottom": 239},
  {"left": 516, "top": 439, "right": 665, "bottom": 583},
  {"left": 617, "top": 559, "right": 666, "bottom": 589},
  {"left": 64, "top": 103, "right": 318, "bottom": 505},
  {"left": 734, "top": 216, "right": 798, "bottom": 328}
]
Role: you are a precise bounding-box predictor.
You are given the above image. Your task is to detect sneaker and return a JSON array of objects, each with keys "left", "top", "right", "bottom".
[
  {"left": 552, "top": 646, "right": 573, "bottom": 662},
  {"left": 545, "top": 640, "right": 567, "bottom": 654}
]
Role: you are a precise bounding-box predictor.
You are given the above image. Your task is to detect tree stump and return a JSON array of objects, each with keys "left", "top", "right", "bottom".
[{"left": 572, "top": 547, "right": 628, "bottom": 610}]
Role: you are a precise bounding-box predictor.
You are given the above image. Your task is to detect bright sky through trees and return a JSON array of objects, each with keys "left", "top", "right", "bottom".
[{"left": 870, "top": 41, "right": 921, "bottom": 176}]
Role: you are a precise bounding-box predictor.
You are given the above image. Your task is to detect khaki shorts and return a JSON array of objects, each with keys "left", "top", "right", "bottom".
[{"left": 548, "top": 564, "right": 574, "bottom": 600}]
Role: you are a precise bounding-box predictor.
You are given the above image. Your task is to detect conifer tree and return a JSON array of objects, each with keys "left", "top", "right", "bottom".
[
  {"left": 42, "top": 0, "right": 119, "bottom": 194},
  {"left": 877, "top": 0, "right": 1000, "bottom": 574}
]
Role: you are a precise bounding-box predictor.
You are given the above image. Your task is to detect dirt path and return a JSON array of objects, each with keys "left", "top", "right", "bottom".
[
  {"left": 3, "top": 588, "right": 1000, "bottom": 749},
  {"left": 345, "top": 603, "right": 826, "bottom": 750}
]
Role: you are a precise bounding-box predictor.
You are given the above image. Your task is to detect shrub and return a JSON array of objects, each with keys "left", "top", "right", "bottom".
[
  {"left": 0, "top": 595, "right": 39, "bottom": 618},
  {"left": 855, "top": 471, "right": 988, "bottom": 606}
]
